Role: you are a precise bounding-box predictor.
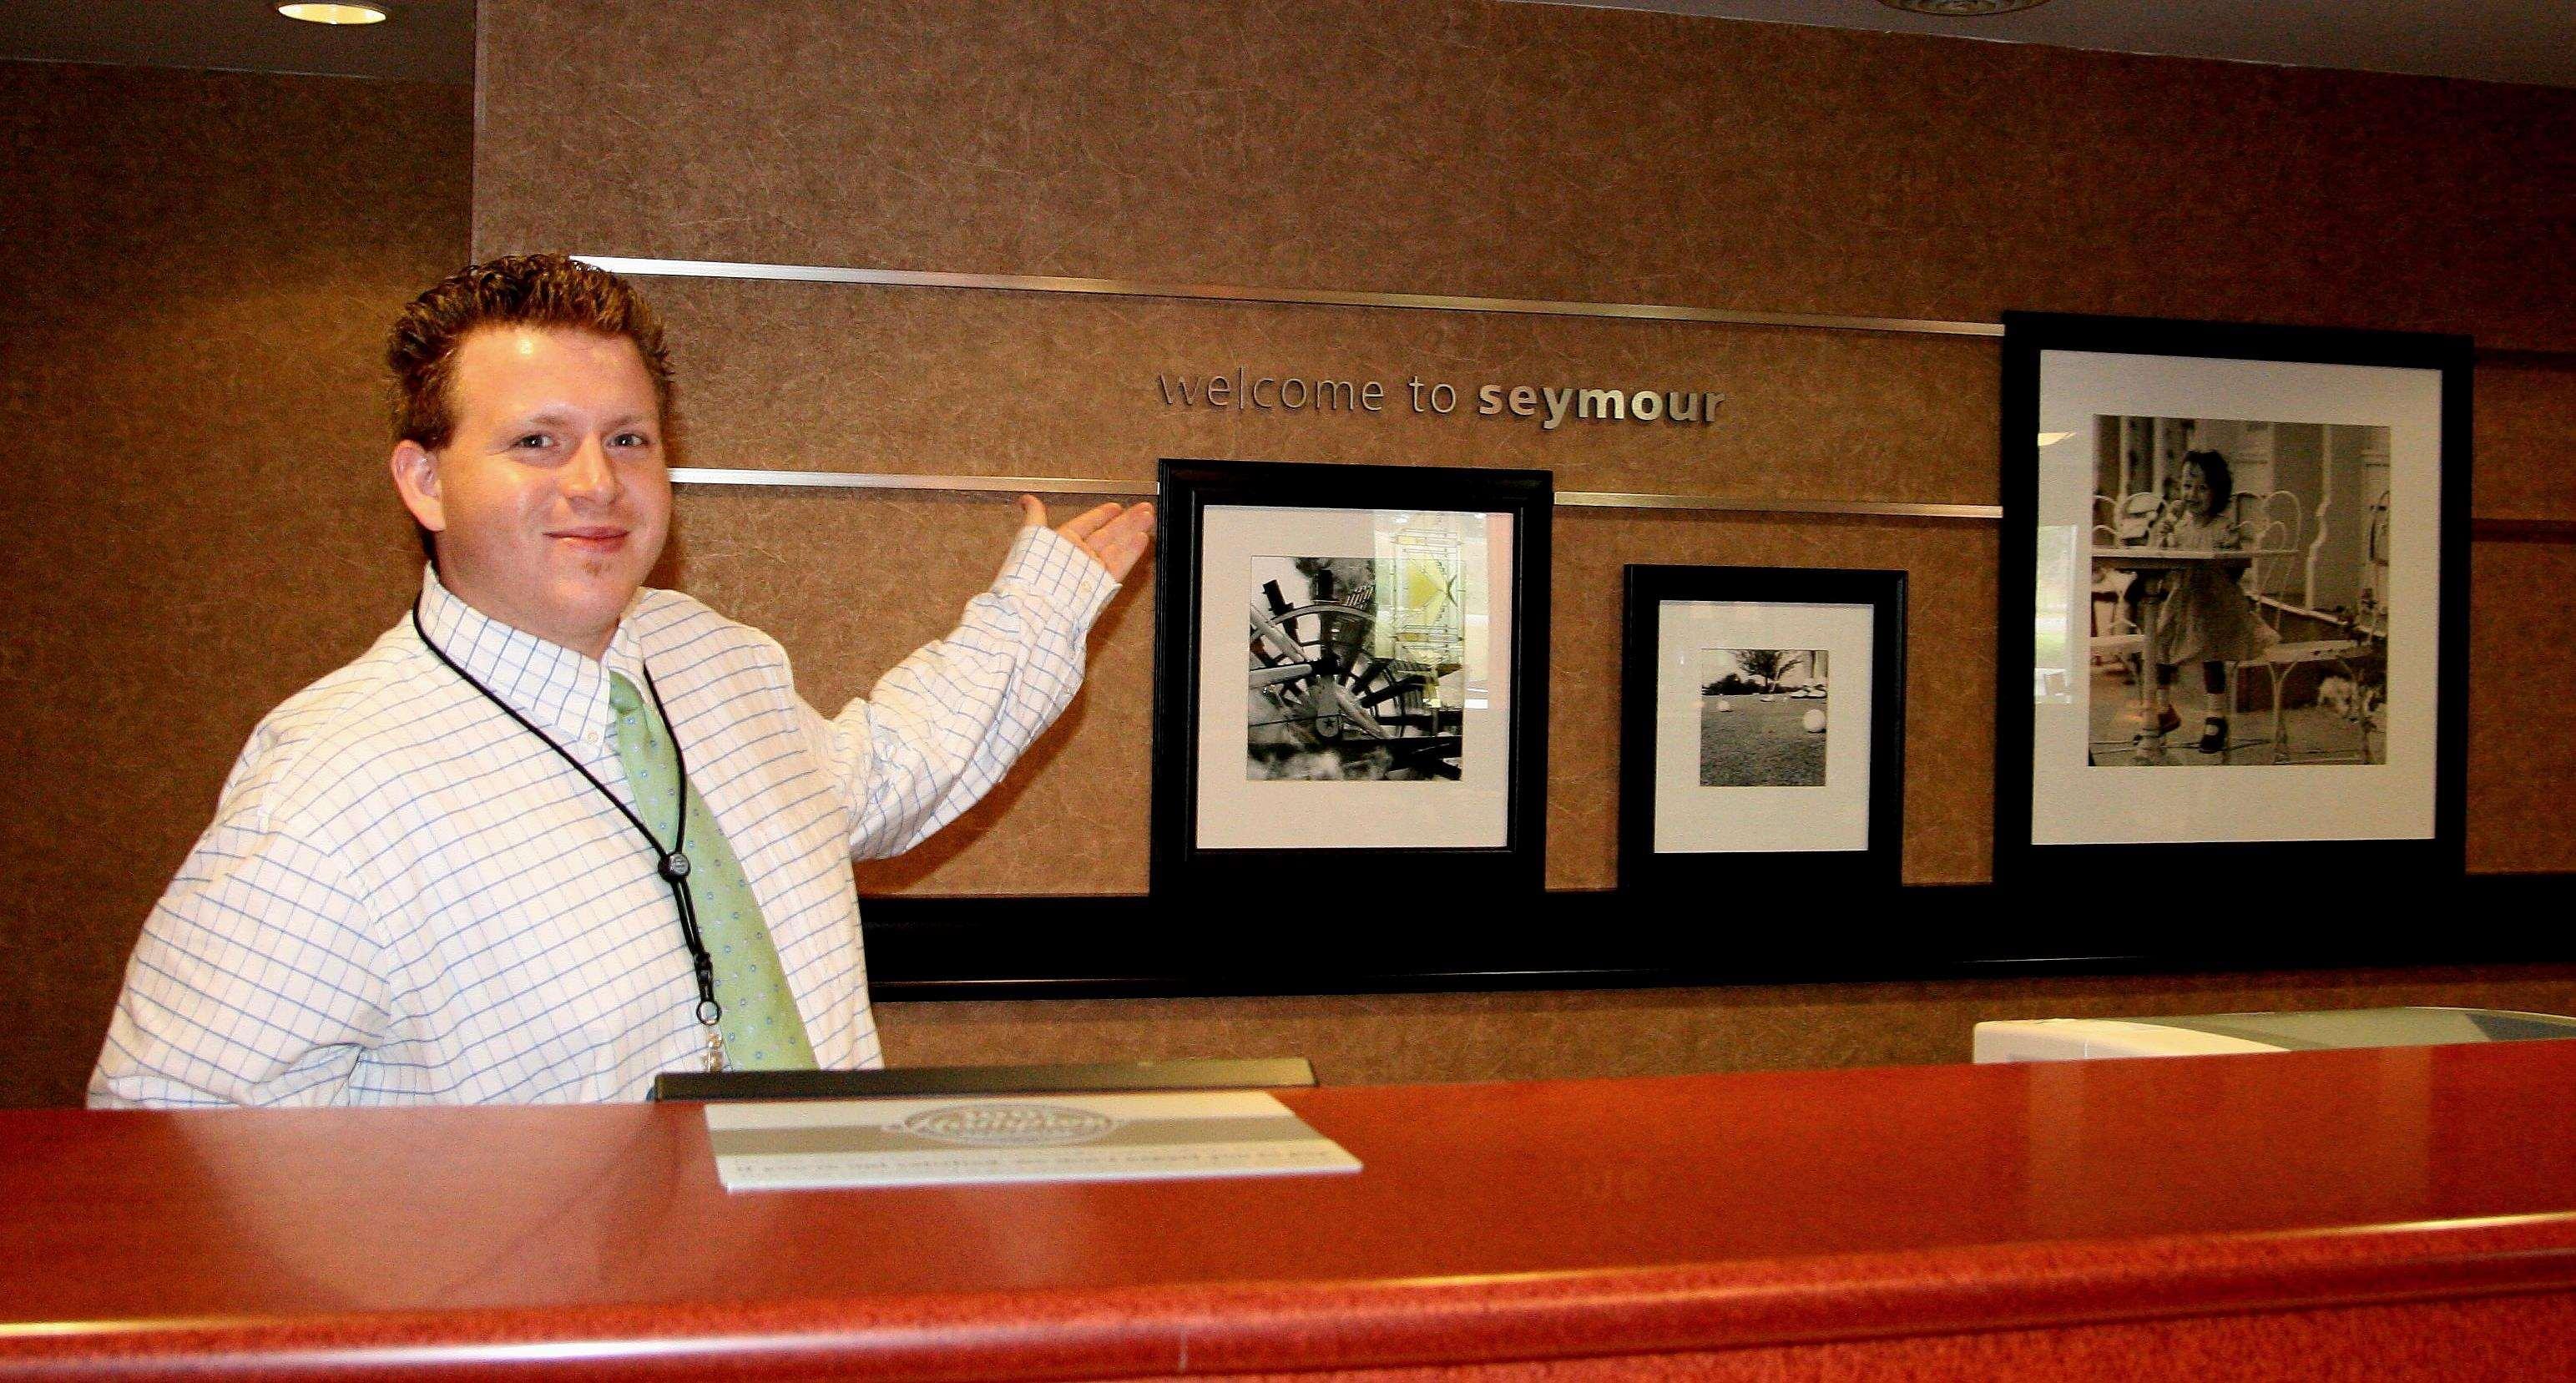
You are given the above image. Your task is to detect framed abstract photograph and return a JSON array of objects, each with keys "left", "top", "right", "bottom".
[
  {"left": 1618, "top": 565, "right": 1907, "bottom": 896},
  {"left": 1150, "top": 459, "right": 1551, "bottom": 904},
  {"left": 1998, "top": 311, "right": 2471, "bottom": 895}
]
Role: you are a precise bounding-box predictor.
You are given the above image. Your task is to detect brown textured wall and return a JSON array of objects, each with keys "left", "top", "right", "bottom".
[
  {"left": 474, "top": 1, "right": 2576, "bottom": 352},
  {"left": 477, "top": 0, "right": 2576, "bottom": 891},
  {"left": 0, "top": 62, "right": 473, "bottom": 1108},
  {"left": 11, "top": 1, "right": 2573, "bottom": 1107},
  {"left": 464, "top": 0, "right": 2576, "bottom": 1082},
  {"left": 645, "top": 290, "right": 2003, "bottom": 891}
]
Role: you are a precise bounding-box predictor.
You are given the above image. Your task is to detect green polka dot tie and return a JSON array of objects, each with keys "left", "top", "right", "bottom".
[{"left": 608, "top": 673, "right": 817, "bottom": 1071}]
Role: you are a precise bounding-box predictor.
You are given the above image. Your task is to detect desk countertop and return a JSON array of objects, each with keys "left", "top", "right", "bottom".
[{"left": 7, "top": 1040, "right": 2576, "bottom": 1378}]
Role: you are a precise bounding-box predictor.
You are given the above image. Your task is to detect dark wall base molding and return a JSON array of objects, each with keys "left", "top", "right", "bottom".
[{"left": 861, "top": 876, "right": 2576, "bottom": 1001}]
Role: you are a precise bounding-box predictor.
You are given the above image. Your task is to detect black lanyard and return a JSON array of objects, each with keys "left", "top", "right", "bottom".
[{"left": 411, "top": 603, "right": 726, "bottom": 1066}]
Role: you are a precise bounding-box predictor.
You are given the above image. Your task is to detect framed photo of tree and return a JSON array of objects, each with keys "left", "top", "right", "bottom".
[
  {"left": 1618, "top": 565, "right": 1907, "bottom": 896},
  {"left": 1998, "top": 311, "right": 2471, "bottom": 897},
  {"left": 1150, "top": 459, "right": 1552, "bottom": 907}
]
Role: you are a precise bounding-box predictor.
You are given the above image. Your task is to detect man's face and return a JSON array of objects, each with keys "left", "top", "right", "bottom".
[{"left": 392, "top": 326, "right": 671, "bottom": 659}]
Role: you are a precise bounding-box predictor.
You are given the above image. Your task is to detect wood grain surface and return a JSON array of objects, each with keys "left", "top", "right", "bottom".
[{"left": 6, "top": 1041, "right": 2576, "bottom": 1377}]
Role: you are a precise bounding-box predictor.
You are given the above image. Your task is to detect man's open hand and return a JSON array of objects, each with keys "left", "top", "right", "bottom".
[{"left": 1019, "top": 496, "right": 1155, "bottom": 583}]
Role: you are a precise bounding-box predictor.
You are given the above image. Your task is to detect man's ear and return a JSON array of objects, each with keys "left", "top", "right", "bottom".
[{"left": 389, "top": 440, "right": 445, "bottom": 533}]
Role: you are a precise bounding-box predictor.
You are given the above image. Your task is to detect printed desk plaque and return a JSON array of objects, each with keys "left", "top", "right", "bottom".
[{"left": 704, "top": 1091, "right": 1361, "bottom": 1191}]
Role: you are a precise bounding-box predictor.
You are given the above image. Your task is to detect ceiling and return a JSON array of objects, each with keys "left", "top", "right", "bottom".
[
  {"left": 0, "top": 0, "right": 476, "bottom": 85},
  {"left": 0, "top": 0, "right": 2568, "bottom": 92},
  {"left": 1512, "top": 0, "right": 2576, "bottom": 88}
]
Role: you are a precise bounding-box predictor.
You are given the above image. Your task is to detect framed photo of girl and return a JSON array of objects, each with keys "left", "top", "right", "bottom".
[
  {"left": 1997, "top": 311, "right": 2472, "bottom": 899},
  {"left": 1618, "top": 565, "right": 1907, "bottom": 897},
  {"left": 1150, "top": 459, "right": 1552, "bottom": 912}
]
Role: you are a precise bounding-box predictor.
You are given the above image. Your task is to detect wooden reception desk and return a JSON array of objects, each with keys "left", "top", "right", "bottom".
[{"left": 7, "top": 1040, "right": 2576, "bottom": 1380}]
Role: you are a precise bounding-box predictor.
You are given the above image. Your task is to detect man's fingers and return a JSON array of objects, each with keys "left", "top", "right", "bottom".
[
  {"left": 1103, "top": 502, "right": 1155, "bottom": 549},
  {"left": 1081, "top": 502, "right": 1156, "bottom": 582},
  {"left": 1016, "top": 495, "right": 1048, "bottom": 528},
  {"left": 1032, "top": 499, "right": 1156, "bottom": 580},
  {"left": 1055, "top": 502, "right": 1123, "bottom": 542},
  {"left": 1088, "top": 504, "right": 1152, "bottom": 554}
]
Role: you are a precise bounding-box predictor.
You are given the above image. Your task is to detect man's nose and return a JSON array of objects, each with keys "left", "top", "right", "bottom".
[{"left": 563, "top": 434, "right": 623, "bottom": 505}]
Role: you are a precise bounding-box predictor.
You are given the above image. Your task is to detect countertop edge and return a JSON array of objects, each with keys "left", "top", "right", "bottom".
[{"left": 10, "top": 1214, "right": 2576, "bottom": 1380}]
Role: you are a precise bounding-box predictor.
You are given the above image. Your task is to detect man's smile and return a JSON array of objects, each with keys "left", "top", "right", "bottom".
[{"left": 549, "top": 525, "right": 629, "bottom": 553}]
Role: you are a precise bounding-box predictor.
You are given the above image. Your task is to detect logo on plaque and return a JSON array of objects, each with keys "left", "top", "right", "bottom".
[{"left": 895, "top": 1104, "right": 1123, "bottom": 1147}]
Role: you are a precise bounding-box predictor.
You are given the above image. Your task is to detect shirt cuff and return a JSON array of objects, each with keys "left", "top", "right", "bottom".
[{"left": 1000, "top": 522, "right": 1122, "bottom": 630}]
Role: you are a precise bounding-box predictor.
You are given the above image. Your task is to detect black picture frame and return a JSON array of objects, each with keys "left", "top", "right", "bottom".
[
  {"left": 1996, "top": 311, "right": 2472, "bottom": 903},
  {"left": 1150, "top": 458, "right": 1553, "bottom": 910},
  {"left": 1618, "top": 565, "right": 1907, "bottom": 897}
]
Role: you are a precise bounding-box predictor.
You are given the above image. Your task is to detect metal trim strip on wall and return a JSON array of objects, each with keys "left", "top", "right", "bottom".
[
  {"left": 668, "top": 468, "right": 2003, "bottom": 521},
  {"left": 578, "top": 255, "right": 2008, "bottom": 339},
  {"left": 614, "top": 252, "right": 2009, "bottom": 519},
  {"left": 587, "top": 255, "right": 2571, "bottom": 357},
  {"left": 625, "top": 255, "right": 2570, "bottom": 537},
  {"left": 668, "top": 471, "right": 2576, "bottom": 538}
]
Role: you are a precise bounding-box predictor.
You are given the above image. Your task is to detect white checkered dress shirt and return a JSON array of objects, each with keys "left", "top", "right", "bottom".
[{"left": 91, "top": 526, "right": 1116, "bottom": 1108}]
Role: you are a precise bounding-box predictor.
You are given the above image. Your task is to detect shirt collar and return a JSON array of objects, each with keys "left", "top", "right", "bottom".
[{"left": 412, "top": 565, "right": 649, "bottom": 748}]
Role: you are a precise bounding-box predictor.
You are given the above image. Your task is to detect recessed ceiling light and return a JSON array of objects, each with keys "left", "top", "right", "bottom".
[
  {"left": 277, "top": 3, "right": 390, "bottom": 24},
  {"left": 1875, "top": 0, "right": 2053, "bottom": 15}
]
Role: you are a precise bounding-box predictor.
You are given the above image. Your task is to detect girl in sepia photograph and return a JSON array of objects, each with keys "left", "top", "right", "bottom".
[
  {"left": 1247, "top": 553, "right": 1465, "bottom": 782},
  {"left": 2137, "top": 450, "right": 2278, "bottom": 752},
  {"left": 2089, "top": 416, "right": 2391, "bottom": 766}
]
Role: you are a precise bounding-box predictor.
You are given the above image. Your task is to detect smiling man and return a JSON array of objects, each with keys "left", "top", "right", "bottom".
[{"left": 89, "top": 255, "right": 1152, "bottom": 1106}]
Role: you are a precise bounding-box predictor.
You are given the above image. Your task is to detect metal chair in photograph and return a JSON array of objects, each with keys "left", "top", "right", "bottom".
[
  {"left": 2225, "top": 492, "right": 2377, "bottom": 765},
  {"left": 2089, "top": 490, "right": 2317, "bottom": 766},
  {"left": 2085, "top": 493, "right": 2161, "bottom": 761}
]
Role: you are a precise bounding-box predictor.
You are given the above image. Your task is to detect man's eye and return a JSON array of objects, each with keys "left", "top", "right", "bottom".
[
  {"left": 515, "top": 434, "right": 552, "bottom": 449},
  {"left": 613, "top": 432, "right": 653, "bottom": 448}
]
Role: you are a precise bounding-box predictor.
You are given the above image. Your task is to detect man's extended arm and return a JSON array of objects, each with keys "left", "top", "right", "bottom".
[{"left": 806, "top": 517, "right": 1126, "bottom": 861}]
